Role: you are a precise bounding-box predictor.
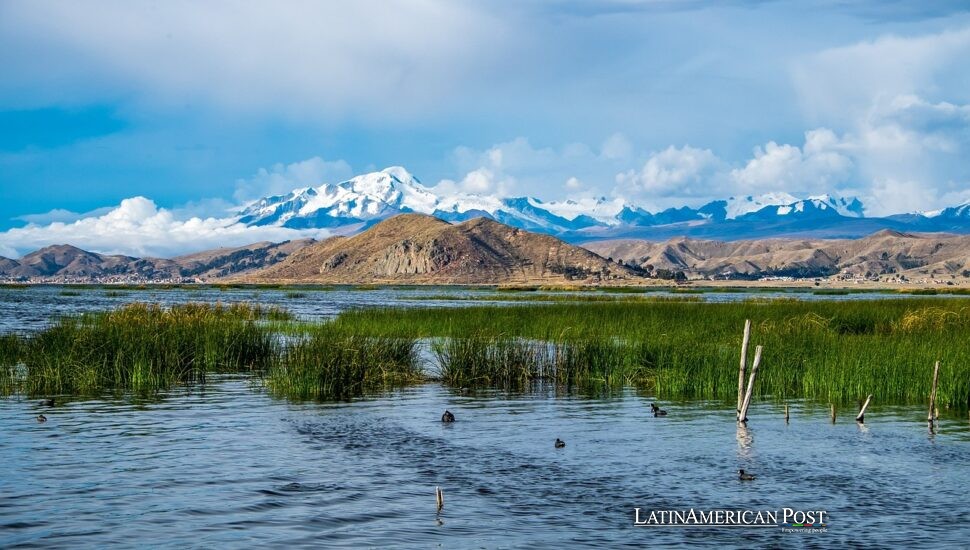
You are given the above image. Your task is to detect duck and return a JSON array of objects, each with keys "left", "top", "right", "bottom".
[
  {"left": 39, "top": 398, "right": 55, "bottom": 407},
  {"left": 554, "top": 438, "right": 566, "bottom": 448},
  {"left": 651, "top": 403, "right": 668, "bottom": 416},
  {"left": 441, "top": 410, "right": 455, "bottom": 423},
  {"left": 36, "top": 414, "right": 47, "bottom": 423},
  {"left": 738, "top": 469, "right": 756, "bottom": 481}
]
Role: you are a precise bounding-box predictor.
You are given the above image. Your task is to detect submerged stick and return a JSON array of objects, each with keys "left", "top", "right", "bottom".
[
  {"left": 737, "top": 320, "right": 751, "bottom": 420},
  {"left": 928, "top": 361, "right": 940, "bottom": 426},
  {"left": 784, "top": 403, "right": 790, "bottom": 423},
  {"left": 738, "top": 345, "right": 762, "bottom": 423},
  {"left": 830, "top": 404, "right": 836, "bottom": 424},
  {"left": 856, "top": 394, "right": 873, "bottom": 423},
  {"left": 436, "top": 486, "right": 444, "bottom": 511}
]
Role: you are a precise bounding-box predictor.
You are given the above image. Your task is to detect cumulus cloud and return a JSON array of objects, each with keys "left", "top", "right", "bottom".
[
  {"left": 0, "top": 197, "right": 327, "bottom": 258},
  {"left": 233, "top": 157, "right": 353, "bottom": 203},
  {"left": 613, "top": 145, "right": 721, "bottom": 204},
  {"left": 443, "top": 137, "right": 602, "bottom": 198},
  {"left": 730, "top": 129, "right": 854, "bottom": 194}
]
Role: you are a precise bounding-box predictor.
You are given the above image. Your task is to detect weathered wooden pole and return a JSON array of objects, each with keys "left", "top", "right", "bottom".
[
  {"left": 435, "top": 486, "right": 444, "bottom": 511},
  {"left": 738, "top": 345, "right": 762, "bottom": 423},
  {"left": 856, "top": 394, "right": 873, "bottom": 423},
  {"left": 830, "top": 404, "right": 836, "bottom": 424},
  {"left": 928, "top": 361, "right": 940, "bottom": 428},
  {"left": 784, "top": 403, "right": 790, "bottom": 423},
  {"left": 737, "top": 320, "right": 751, "bottom": 420}
]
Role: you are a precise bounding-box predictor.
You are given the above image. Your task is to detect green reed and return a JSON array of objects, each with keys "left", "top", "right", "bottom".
[
  {"left": 329, "top": 299, "right": 970, "bottom": 408},
  {"left": 9, "top": 302, "right": 278, "bottom": 396},
  {"left": 265, "top": 328, "right": 421, "bottom": 401}
]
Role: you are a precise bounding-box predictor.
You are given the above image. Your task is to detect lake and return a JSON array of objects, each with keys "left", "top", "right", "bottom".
[{"left": 2, "top": 286, "right": 969, "bottom": 548}]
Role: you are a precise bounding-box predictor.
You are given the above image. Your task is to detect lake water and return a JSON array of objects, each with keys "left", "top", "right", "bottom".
[
  {"left": 3, "top": 380, "right": 968, "bottom": 548},
  {"left": 2, "top": 286, "right": 969, "bottom": 548}
]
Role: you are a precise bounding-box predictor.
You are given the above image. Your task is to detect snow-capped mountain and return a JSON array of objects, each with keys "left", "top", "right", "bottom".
[{"left": 235, "top": 166, "right": 963, "bottom": 242}]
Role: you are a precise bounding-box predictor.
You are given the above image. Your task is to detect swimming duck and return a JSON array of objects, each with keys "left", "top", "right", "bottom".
[
  {"left": 441, "top": 410, "right": 455, "bottom": 423},
  {"left": 39, "top": 398, "right": 55, "bottom": 407},
  {"left": 738, "top": 469, "right": 756, "bottom": 481},
  {"left": 36, "top": 414, "right": 47, "bottom": 423},
  {"left": 651, "top": 403, "right": 668, "bottom": 416},
  {"left": 555, "top": 438, "right": 566, "bottom": 448}
]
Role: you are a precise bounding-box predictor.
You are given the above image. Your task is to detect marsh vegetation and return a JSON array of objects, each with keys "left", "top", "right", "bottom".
[{"left": 1, "top": 297, "right": 968, "bottom": 409}]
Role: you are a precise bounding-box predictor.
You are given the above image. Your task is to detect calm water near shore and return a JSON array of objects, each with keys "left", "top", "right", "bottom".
[
  {"left": 2, "top": 285, "right": 969, "bottom": 548},
  {"left": 3, "top": 379, "right": 968, "bottom": 548}
]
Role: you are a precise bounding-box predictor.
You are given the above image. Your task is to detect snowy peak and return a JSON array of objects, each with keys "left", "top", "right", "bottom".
[
  {"left": 235, "top": 166, "right": 875, "bottom": 237},
  {"left": 722, "top": 192, "right": 799, "bottom": 220}
]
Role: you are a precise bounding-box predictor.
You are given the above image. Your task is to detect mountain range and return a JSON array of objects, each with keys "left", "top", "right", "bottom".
[
  {"left": 4, "top": 215, "right": 970, "bottom": 284},
  {"left": 586, "top": 229, "right": 970, "bottom": 280},
  {"left": 0, "top": 239, "right": 315, "bottom": 282},
  {"left": 233, "top": 166, "right": 970, "bottom": 241}
]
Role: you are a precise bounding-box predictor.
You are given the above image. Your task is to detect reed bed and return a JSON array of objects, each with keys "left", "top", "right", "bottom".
[
  {"left": 330, "top": 299, "right": 970, "bottom": 408},
  {"left": 6, "top": 303, "right": 279, "bottom": 395},
  {"left": 265, "top": 328, "right": 421, "bottom": 401}
]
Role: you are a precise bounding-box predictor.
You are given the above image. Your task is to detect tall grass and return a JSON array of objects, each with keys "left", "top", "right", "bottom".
[
  {"left": 10, "top": 303, "right": 278, "bottom": 396},
  {"left": 265, "top": 329, "right": 420, "bottom": 400},
  {"left": 329, "top": 299, "right": 970, "bottom": 408}
]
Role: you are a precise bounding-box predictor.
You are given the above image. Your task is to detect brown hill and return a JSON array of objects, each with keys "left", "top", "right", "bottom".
[
  {"left": 0, "top": 240, "right": 316, "bottom": 282},
  {"left": 247, "top": 213, "right": 638, "bottom": 284},
  {"left": 585, "top": 230, "right": 970, "bottom": 279}
]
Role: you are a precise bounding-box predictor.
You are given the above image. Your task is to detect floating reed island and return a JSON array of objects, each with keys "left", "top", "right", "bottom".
[{"left": 0, "top": 299, "right": 969, "bottom": 410}]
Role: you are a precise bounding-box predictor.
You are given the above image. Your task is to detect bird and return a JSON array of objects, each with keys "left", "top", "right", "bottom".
[
  {"left": 651, "top": 403, "right": 668, "bottom": 416},
  {"left": 441, "top": 410, "right": 455, "bottom": 423},
  {"left": 39, "top": 398, "right": 55, "bottom": 407},
  {"left": 36, "top": 414, "right": 47, "bottom": 423},
  {"left": 738, "top": 469, "right": 756, "bottom": 481},
  {"left": 555, "top": 438, "right": 566, "bottom": 448}
]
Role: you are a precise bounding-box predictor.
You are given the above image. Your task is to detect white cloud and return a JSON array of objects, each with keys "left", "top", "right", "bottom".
[
  {"left": 0, "top": 1, "right": 506, "bottom": 119},
  {"left": 233, "top": 157, "right": 353, "bottom": 203},
  {"left": 614, "top": 145, "right": 721, "bottom": 203},
  {"left": 730, "top": 129, "right": 853, "bottom": 194},
  {"left": 792, "top": 27, "right": 970, "bottom": 126},
  {"left": 0, "top": 197, "right": 327, "bottom": 258}
]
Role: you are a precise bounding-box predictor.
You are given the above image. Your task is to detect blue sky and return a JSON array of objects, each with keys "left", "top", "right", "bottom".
[{"left": 1, "top": 1, "right": 969, "bottom": 256}]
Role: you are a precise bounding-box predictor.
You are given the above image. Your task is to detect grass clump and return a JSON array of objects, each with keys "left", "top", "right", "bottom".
[
  {"left": 14, "top": 303, "right": 277, "bottom": 396},
  {"left": 329, "top": 299, "right": 970, "bottom": 407},
  {"left": 266, "top": 329, "right": 420, "bottom": 400}
]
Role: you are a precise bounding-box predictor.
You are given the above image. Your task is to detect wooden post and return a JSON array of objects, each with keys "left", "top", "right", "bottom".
[
  {"left": 435, "top": 486, "right": 444, "bottom": 511},
  {"left": 738, "top": 345, "right": 762, "bottom": 423},
  {"left": 737, "top": 320, "right": 751, "bottom": 420},
  {"left": 784, "top": 403, "right": 789, "bottom": 423},
  {"left": 928, "top": 361, "right": 940, "bottom": 426},
  {"left": 830, "top": 404, "right": 836, "bottom": 424},
  {"left": 856, "top": 394, "right": 873, "bottom": 423}
]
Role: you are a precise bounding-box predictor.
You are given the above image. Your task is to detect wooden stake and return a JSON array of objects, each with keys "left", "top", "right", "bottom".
[
  {"left": 856, "top": 394, "right": 873, "bottom": 423},
  {"left": 435, "top": 486, "right": 444, "bottom": 511},
  {"left": 737, "top": 320, "right": 751, "bottom": 420},
  {"left": 784, "top": 403, "right": 790, "bottom": 423},
  {"left": 830, "top": 404, "right": 836, "bottom": 424},
  {"left": 928, "top": 361, "right": 940, "bottom": 425},
  {"left": 738, "top": 345, "right": 762, "bottom": 423}
]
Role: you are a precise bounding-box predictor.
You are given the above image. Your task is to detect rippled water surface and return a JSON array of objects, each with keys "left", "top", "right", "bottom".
[
  {"left": 2, "top": 286, "right": 969, "bottom": 548},
  {"left": 2, "top": 379, "right": 969, "bottom": 548}
]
